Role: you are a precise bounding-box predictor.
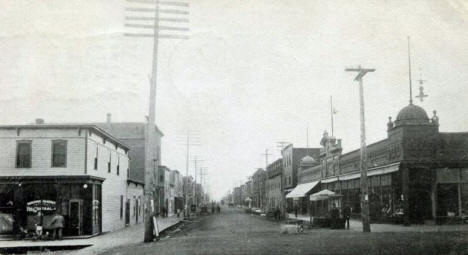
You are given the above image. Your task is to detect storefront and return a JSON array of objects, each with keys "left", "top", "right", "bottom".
[{"left": 0, "top": 176, "right": 103, "bottom": 237}]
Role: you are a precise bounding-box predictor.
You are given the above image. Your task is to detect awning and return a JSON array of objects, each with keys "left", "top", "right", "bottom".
[
  {"left": 310, "top": 189, "right": 342, "bottom": 201},
  {"left": 283, "top": 188, "right": 294, "bottom": 194},
  {"left": 321, "top": 177, "right": 338, "bottom": 184},
  {"left": 367, "top": 163, "right": 399, "bottom": 177},
  {"left": 336, "top": 163, "right": 400, "bottom": 181},
  {"left": 285, "top": 181, "right": 320, "bottom": 198}
]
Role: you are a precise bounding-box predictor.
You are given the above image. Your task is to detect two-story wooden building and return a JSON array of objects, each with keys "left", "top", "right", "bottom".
[{"left": 0, "top": 122, "right": 140, "bottom": 237}]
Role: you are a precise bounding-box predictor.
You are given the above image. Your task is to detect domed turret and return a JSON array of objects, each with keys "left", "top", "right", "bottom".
[
  {"left": 300, "top": 155, "right": 317, "bottom": 168},
  {"left": 394, "top": 104, "right": 430, "bottom": 127}
]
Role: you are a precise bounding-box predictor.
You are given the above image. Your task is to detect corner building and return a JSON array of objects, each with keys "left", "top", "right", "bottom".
[
  {"left": 318, "top": 104, "right": 468, "bottom": 224},
  {"left": 0, "top": 124, "right": 132, "bottom": 236}
]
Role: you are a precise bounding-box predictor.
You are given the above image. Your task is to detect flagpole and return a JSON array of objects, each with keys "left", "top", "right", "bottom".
[{"left": 330, "top": 95, "right": 334, "bottom": 137}]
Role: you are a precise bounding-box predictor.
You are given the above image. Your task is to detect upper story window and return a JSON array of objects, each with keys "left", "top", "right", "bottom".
[
  {"left": 116, "top": 157, "right": 120, "bottom": 176},
  {"left": 108, "top": 152, "right": 111, "bottom": 173},
  {"left": 16, "top": 141, "right": 31, "bottom": 168},
  {"left": 52, "top": 140, "right": 67, "bottom": 167},
  {"left": 94, "top": 146, "right": 98, "bottom": 170}
]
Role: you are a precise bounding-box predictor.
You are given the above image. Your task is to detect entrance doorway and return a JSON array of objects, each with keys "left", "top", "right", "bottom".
[
  {"left": 69, "top": 199, "right": 83, "bottom": 236},
  {"left": 437, "top": 184, "right": 459, "bottom": 217}
]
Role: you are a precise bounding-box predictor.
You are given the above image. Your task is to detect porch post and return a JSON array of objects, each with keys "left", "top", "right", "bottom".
[
  {"left": 431, "top": 169, "right": 437, "bottom": 219},
  {"left": 402, "top": 165, "right": 410, "bottom": 226},
  {"left": 458, "top": 169, "right": 462, "bottom": 217}
]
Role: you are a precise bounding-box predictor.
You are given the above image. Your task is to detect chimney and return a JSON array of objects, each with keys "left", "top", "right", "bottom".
[
  {"left": 106, "top": 113, "right": 111, "bottom": 124},
  {"left": 35, "top": 118, "right": 44, "bottom": 125}
]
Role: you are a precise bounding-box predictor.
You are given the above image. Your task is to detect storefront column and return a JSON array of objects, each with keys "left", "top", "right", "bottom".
[
  {"left": 431, "top": 175, "right": 437, "bottom": 219},
  {"left": 402, "top": 165, "right": 410, "bottom": 226},
  {"left": 458, "top": 169, "right": 462, "bottom": 217}
]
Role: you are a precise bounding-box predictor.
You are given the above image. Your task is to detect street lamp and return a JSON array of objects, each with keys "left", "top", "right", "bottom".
[{"left": 345, "top": 66, "right": 375, "bottom": 233}]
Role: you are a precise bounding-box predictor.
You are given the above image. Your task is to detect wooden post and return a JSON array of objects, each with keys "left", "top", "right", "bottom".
[{"left": 402, "top": 165, "right": 410, "bottom": 226}]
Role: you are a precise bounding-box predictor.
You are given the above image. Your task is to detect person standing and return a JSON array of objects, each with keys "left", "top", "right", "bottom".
[
  {"left": 330, "top": 204, "right": 340, "bottom": 229},
  {"left": 50, "top": 213, "right": 65, "bottom": 240},
  {"left": 343, "top": 204, "right": 351, "bottom": 230}
]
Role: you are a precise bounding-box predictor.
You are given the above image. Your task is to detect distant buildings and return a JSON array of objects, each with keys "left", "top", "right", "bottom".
[
  {"left": 252, "top": 169, "right": 266, "bottom": 209},
  {"left": 265, "top": 159, "right": 283, "bottom": 213},
  {"left": 231, "top": 103, "right": 468, "bottom": 225}
]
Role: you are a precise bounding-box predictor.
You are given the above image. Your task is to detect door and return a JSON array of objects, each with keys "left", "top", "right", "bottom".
[{"left": 69, "top": 199, "right": 83, "bottom": 236}]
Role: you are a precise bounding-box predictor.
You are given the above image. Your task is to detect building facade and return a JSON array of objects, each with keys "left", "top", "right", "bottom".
[
  {"left": 95, "top": 117, "right": 164, "bottom": 214},
  {"left": 307, "top": 104, "right": 468, "bottom": 224},
  {"left": 0, "top": 123, "right": 135, "bottom": 236},
  {"left": 282, "top": 145, "right": 318, "bottom": 212},
  {"left": 252, "top": 169, "right": 266, "bottom": 209},
  {"left": 265, "top": 159, "right": 283, "bottom": 213}
]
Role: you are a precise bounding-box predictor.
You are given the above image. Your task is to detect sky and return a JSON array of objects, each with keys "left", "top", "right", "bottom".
[{"left": 0, "top": 0, "right": 467, "bottom": 201}]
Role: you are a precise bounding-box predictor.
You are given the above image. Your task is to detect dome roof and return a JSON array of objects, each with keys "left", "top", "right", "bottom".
[
  {"left": 394, "top": 104, "right": 430, "bottom": 127},
  {"left": 300, "top": 155, "right": 316, "bottom": 165}
]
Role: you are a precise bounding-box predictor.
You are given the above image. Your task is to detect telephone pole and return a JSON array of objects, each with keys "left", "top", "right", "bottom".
[
  {"left": 191, "top": 156, "right": 204, "bottom": 208},
  {"left": 178, "top": 130, "right": 200, "bottom": 219},
  {"left": 345, "top": 65, "right": 375, "bottom": 233},
  {"left": 124, "top": 0, "right": 189, "bottom": 242},
  {"left": 261, "top": 149, "right": 272, "bottom": 170}
]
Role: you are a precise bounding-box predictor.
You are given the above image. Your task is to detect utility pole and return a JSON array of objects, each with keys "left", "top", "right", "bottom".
[
  {"left": 345, "top": 65, "right": 375, "bottom": 233},
  {"left": 200, "top": 167, "right": 208, "bottom": 204},
  {"left": 124, "top": 0, "right": 189, "bottom": 242},
  {"left": 191, "top": 156, "right": 203, "bottom": 208},
  {"left": 261, "top": 149, "right": 272, "bottom": 170},
  {"left": 330, "top": 95, "right": 337, "bottom": 137},
  {"left": 179, "top": 130, "right": 200, "bottom": 219}
]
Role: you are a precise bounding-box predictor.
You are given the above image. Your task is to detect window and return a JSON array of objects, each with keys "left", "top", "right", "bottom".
[
  {"left": 52, "top": 140, "right": 67, "bottom": 167},
  {"left": 117, "top": 157, "right": 120, "bottom": 176},
  {"left": 108, "top": 152, "right": 111, "bottom": 173},
  {"left": 120, "top": 195, "right": 123, "bottom": 219},
  {"left": 94, "top": 146, "right": 98, "bottom": 170},
  {"left": 16, "top": 141, "right": 31, "bottom": 168}
]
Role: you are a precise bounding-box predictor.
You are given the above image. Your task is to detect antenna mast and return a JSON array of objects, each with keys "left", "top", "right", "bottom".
[
  {"left": 407, "top": 36, "right": 413, "bottom": 105},
  {"left": 330, "top": 95, "right": 334, "bottom": 137}
]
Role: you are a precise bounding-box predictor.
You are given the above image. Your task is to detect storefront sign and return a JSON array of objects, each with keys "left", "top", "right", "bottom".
[{"left": 26, "top": 200, "right": 56, "bottom": 213}]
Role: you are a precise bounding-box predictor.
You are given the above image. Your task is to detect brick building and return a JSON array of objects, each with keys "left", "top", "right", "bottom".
[
  {"left": 282, "top": 145, "right": 318, "bottom": 212},
  {"left": 265, "top": 159, "right": 283, "bottom": 213},
  {"left": 252, "top": 169, "right": 266, "bottom": 209},
  {"left": 306, "top": 103, "right": 468, "bottom": 224}
]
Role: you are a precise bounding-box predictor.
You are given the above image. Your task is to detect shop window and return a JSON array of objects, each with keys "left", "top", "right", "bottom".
[
  {"left": 16, "top": 141, "right": 31, "bottom": 168},
  {"left": 52, "top": 140, "right": 67, "bottom": 167},
  {"left": 437, "top": 184, "right": 459, "bottom": 216},
  {"left": 462, "top": 184, "right": 468, "bottom": 215}
]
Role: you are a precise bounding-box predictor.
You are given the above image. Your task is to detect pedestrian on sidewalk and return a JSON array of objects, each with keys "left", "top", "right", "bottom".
[
  {"left": 343, "top": 204, "right": 351, "bottom": 230},
  {"left": 330, "top": 204, "right": 340, "bottom": 229},
  {"left": 216, "top": 205, "right": 220, "bottom": 214},
  {"left": 50, "top": 212, "right": 65, "bottom": 240}
]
